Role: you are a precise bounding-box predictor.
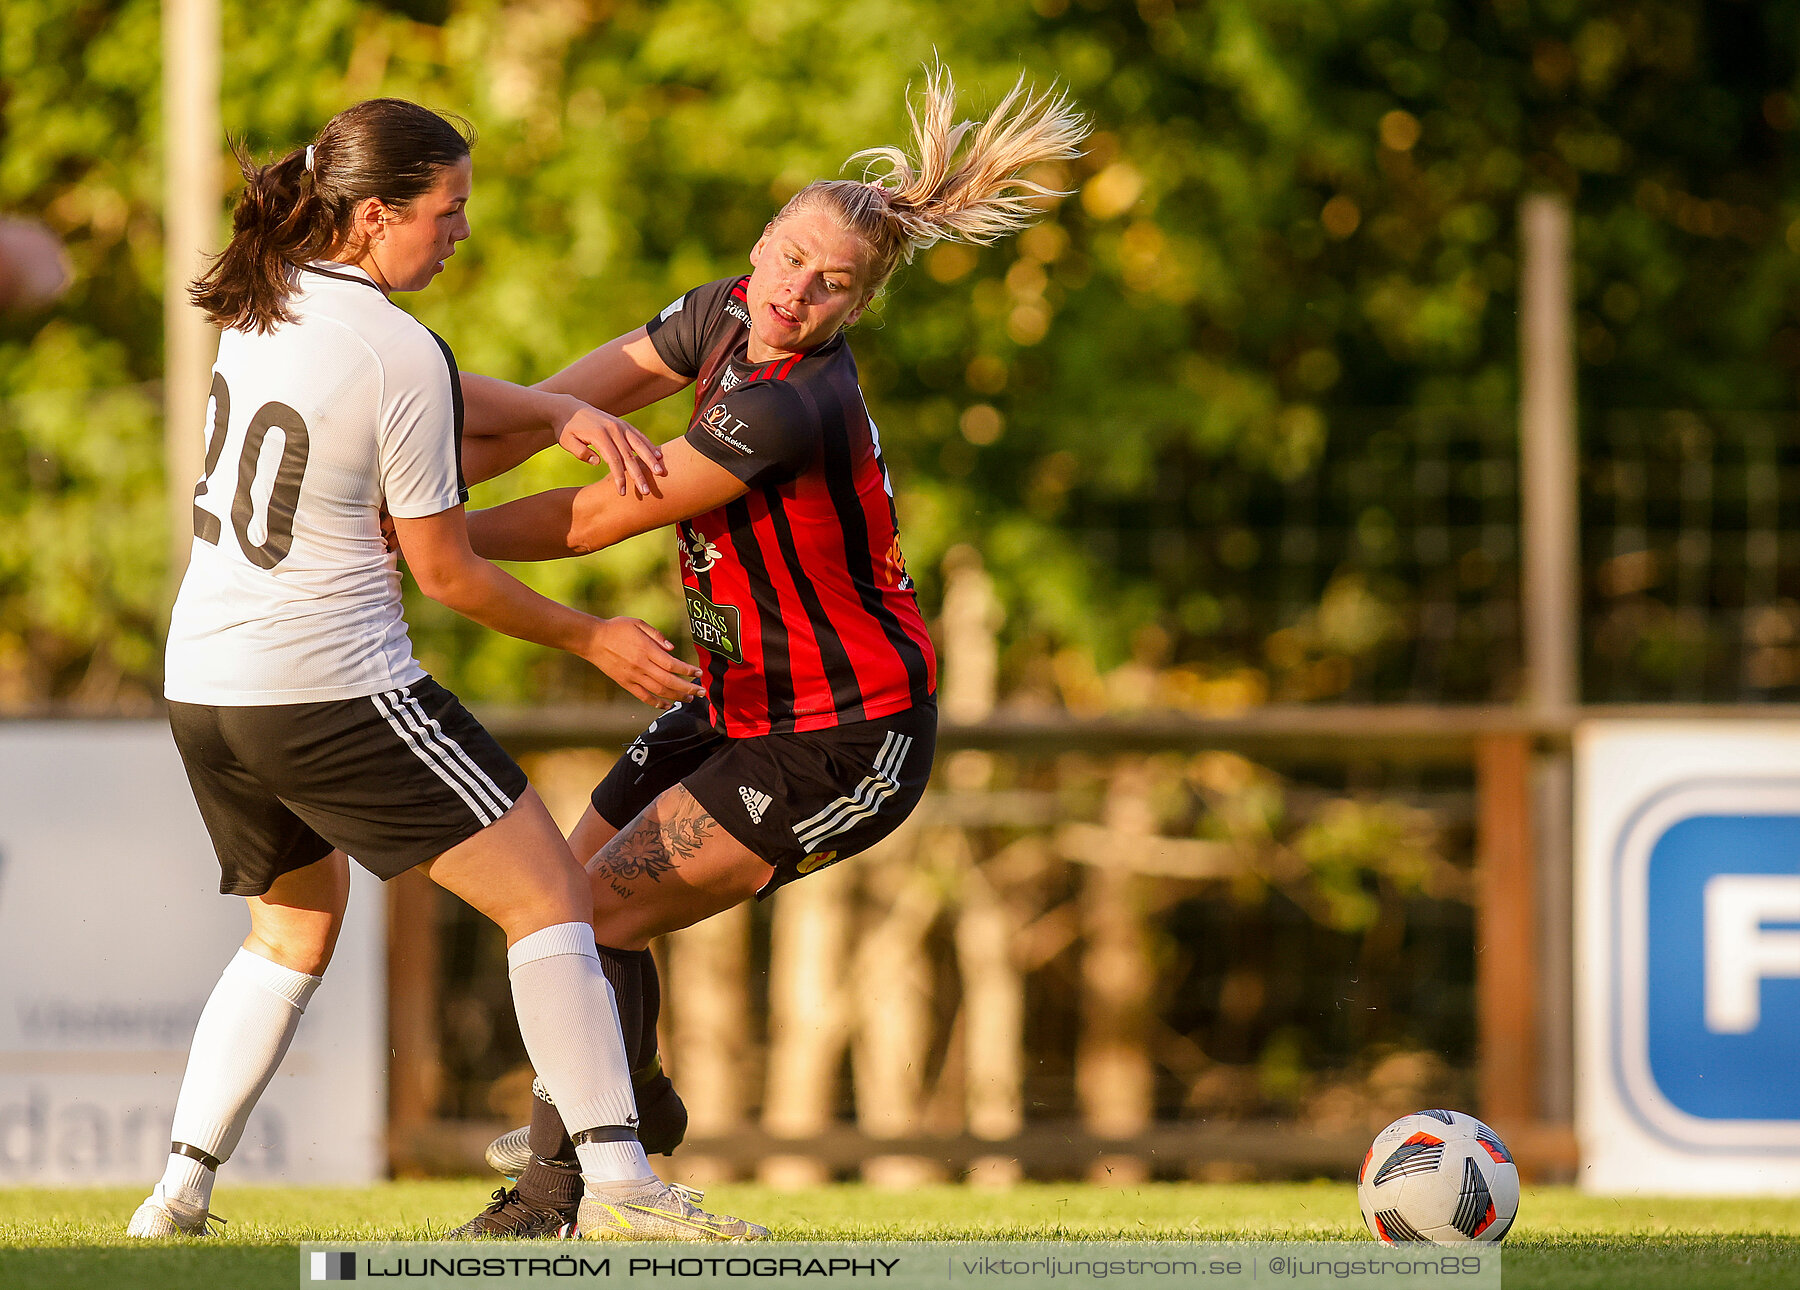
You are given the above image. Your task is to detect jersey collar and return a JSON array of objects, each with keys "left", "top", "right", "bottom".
[
  {"left": 733, "top": 326, "right": 844, "bottom": 373},
  {"left": 302, "top": 261, "right": 385, "bottom": 293}
]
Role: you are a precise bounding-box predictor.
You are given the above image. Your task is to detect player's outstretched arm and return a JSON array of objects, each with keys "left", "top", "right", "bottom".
[
  {"left": 459, "top": 374, "right": 665, "bottom": 494},
  {"left": 532, "top": 328, "right": 698, "bottom": 487},
  {"left": 536, "top": 326, "right": 689, "bottom": 417},
  {"left": 392, "top": 505, "right": 703, "bottom": 706},
  {"left": 466, "top": 437, "right": 748, "bottom": 562}
]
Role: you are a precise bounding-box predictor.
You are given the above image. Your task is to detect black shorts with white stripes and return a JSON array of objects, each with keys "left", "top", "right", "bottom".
[
  {"left": 591, "top": 698, "right": 937, "bottom": 897},
  {"left": 169, "top": 676, "right": 529, "bottom": 897}
]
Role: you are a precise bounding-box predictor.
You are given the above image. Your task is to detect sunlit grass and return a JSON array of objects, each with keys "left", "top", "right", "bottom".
[{"left": 2, "top": 1181, "right": 1797, "bottom": 1288}]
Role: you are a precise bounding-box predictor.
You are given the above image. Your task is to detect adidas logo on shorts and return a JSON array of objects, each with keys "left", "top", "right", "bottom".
[{"left": 739, "top": 785, "right": 772, "bottom": 824}]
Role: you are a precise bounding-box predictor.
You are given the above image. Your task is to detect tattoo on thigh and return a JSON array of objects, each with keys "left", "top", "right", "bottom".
[
  {"left": 594, "top": 816, "right": 676, "bottom": 899},
  {"left": 661, "top": 798, "right": 718, "bottom": 860},
  {"left": 591, "top": 796, "right": 720, "bottom": 902}
]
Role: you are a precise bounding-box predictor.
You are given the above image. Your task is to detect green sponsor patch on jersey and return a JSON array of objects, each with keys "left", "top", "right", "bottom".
[{"left": 684, "top": 587, "right": 744, "bottom": 663}]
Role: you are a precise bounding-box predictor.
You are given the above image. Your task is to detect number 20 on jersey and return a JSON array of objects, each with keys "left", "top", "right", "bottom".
[{"left": 192, "top": 371, "right": 311, "bottom": 570}]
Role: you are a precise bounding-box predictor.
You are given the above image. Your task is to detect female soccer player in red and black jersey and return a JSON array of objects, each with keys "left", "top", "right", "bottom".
[{"left": 450, "top": 67, "right": 1086, "bottom": 1234}]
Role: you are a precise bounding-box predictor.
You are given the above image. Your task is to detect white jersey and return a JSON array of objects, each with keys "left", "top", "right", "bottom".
[{"left": 165, "top": 263, "right": 467, "bottom": 705}]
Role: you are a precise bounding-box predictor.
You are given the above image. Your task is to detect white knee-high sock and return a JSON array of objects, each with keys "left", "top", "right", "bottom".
[
  {"left": 506, "top": 923, "right": 651, "bottom": 1184},
  {"left": 158, "top": 947, "right": 322, "bottom": 1207}
]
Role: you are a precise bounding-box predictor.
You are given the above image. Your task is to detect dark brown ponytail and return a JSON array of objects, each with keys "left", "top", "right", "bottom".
[{"left": 192, "top": 98, "right": 475, "bottom": 333}]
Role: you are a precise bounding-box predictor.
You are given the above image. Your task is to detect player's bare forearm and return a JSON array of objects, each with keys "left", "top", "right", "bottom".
[
  {"left": 535, "top": 328, "right": 690, "bottom": 415},
  {"left": 459, "top": 374, "right": 562, "bottom": 483},
  {"left": 427, "top": 563, "right": 702, "bottom": 706},
  {"left": 565, "top": 438, "right": 750, "bottom": 553},
  {"left": 466, "top": 489, "right": 586, "bottom": 562},
  {"left": 394, "top": 506, "right": 702, "bottom": 705},
  {"left": 396, "top": 506, "right": 585, "bottom": 640},
  {"left": 469, "top": 440, "right": 747, "bottom": 563},
  {"left": 461, "top": 483, "right": 658, "bottom": 561},
  {"left": 464, "top": 370, "right": 667, "bottom": 496},
  {"left": 461, "top": 373, "right": 563, "bottom": 440},
  {"left": 423, "top": 557, "right": 600, "bottom": 654}
]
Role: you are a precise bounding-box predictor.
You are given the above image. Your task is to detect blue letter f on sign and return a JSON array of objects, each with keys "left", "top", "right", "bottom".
[
  {"left": 1705, "top": 875, "right": 1800, "bottom": 1034},
  {"left": 1616, "top": 789, "right": 1800, "bottom": 1147}
]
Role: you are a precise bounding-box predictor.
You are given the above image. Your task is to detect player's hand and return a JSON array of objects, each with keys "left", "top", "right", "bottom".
[
  {"left": 586, "top": 617, "right": 704, "bottom": 708},
  {"left": 553, "top": 397, "right": 666, "bottom": 497}
]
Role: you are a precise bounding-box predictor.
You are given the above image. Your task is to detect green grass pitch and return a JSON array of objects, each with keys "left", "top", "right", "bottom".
[{"left": 2, "top": 1181, "right": 1798, "bottom": 1289}]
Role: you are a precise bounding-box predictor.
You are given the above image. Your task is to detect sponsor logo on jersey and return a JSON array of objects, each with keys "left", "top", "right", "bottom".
[
  {"left": 725, "top": 300, "right": 752, "bottom": 326},
  {"left": 719, "top": 366, "right": 742, "bottom": 393},
  {"left": 797, "top": 850, "right": 840, "bottom": 875},
  {"left": 739, "top": 785, "right": 772, "bottom": 824},
  {"left": 883, "top": 534, "right": 912, "bottom": 589},
  {"left": 659, "top": 296, "right": 685, "bottom": 322},
  {"left": 679, "top": 521, "right": 721, "bottom": 574},
  {"left": 684, "top": 587, "right": 744, "bottom": 663},
  {"left": 701, "top": 403, "right": 755, "bottom": 456}
]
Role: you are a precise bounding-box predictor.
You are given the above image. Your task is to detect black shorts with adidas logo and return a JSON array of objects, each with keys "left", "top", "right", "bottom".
[
  {"left": 591, "top": 698, "right": 937, "bottom": 896},
  {"left": 169, "top": 675, "right": 530, "bottom": 896}
]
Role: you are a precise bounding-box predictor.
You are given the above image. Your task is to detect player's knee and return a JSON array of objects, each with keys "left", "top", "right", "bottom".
[
  {"left": 590, "top": 899, "right": 653, "bottom": 951},
  {"left": 244, "top": 925, "right": 336, "bottom": 977},
  {"left": 493, "top": 856, "right": 593, "bottom": 942}
]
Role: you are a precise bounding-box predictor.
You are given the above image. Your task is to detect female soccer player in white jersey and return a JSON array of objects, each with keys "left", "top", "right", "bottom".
[{"left": 130, "top": 98, "right": 765, "bottom": 1243}]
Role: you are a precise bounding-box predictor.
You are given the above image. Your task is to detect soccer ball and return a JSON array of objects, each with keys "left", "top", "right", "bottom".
[{"left": 1356, "top": 1109, "right": 1519, "bottom": 1244}]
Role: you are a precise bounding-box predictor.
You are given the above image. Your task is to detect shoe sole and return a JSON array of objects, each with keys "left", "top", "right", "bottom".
[{"left": 485, "top": 1128, "right": 534, "bottom": 1178}]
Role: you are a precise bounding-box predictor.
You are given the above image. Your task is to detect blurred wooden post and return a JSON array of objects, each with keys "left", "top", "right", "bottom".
[
  {"left": 939, "top": 544, "right": 1024, "bottom": 1184},
  {"left": 163, "top": 0, "right": 221, "bottom": 585},
  {"left": 760, "top": 863, "right": 853, "bottom": 1186},
  {"left": 386, "top": 869, "right": 440, "bottom": 1172},
  {"left": 940, "top": 545, "right": 1001, "bottom": 726},
  {"left": 852, "top": 832, "right": 942, "bottom": 1187},
  {"left": 664, "top": 904, "right": 751, "bottom": 1182},
  {"left": 957, "top": 861, "right": 1023, "bottom": 1176},
  {"left": 1077, "top": 759, "right": 1156, "bottom": 1184},
  {"left": 1519, "top": 193, "right": 1580, "bottom": 717},
  {"left": 1517, "top": 192, "right": 1578, "bottom": 1138},
  {"left": 1476, "top": 733, "right": 1536, "bottom": 1131}
]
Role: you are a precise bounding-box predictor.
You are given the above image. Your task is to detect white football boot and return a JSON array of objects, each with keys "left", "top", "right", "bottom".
[{"left": 125, "top": 1184, "right": 223, "bottom": 1238}]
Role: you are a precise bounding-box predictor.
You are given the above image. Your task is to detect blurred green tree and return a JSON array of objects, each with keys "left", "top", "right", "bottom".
[{"left": 3, "top": 0, "right": 1797, "bottom": 707}]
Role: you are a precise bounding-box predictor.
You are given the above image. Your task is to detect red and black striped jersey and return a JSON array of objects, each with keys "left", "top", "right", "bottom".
[{"left": 645, "top": 276, "right": 937, "bottom": 737}]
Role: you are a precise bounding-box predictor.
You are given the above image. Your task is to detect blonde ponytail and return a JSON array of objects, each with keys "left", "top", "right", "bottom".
[{"left": 774, "top": 64, "right": 1089, "bottom": 289}]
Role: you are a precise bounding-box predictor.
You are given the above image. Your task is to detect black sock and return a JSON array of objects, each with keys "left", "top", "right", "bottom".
[
  {"left": 594, "top": 943, "right": 646, "bottom": 1072},
  {"left": 514, "top": 1081, "right": 580, "bottom": 1209},
  {"left": 636, "top": 948, "right": 662, "bottom": 1078},
  {"left": 524, "top": 1079, "right": 578, "bottom": 1170},
  {"left": 514, "top": 1153, "right": 581, "bottom": 1210}
]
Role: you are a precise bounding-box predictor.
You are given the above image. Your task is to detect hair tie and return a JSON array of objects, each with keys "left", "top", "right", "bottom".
[{"left": 304, "top": 144, "right": 316, "bottom": 173}]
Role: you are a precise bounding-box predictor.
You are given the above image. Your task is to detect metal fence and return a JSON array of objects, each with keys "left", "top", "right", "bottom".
[{"left": 1067, "top": 407, "right": 1800, "bottom": 706}]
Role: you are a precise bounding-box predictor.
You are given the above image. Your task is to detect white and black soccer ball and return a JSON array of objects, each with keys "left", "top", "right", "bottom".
[{"left": 1356, "top": 1109, "right": 1519, "bottom": 1244}]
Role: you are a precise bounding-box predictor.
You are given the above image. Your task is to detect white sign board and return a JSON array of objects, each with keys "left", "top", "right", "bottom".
[
  {"left": 1577, "top": 720, "right": 1800, "bottom": 1194},
  {"left": 0, "top": 722, "right": 385, "bottom": 1184}
]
